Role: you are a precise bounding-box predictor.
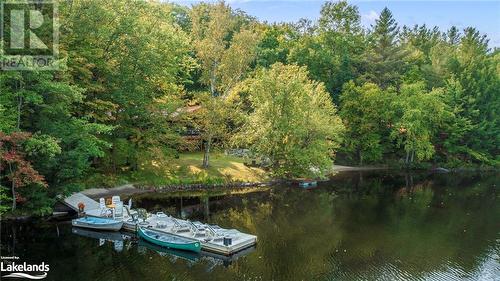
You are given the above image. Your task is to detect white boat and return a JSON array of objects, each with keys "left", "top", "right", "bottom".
[{"left": 72, "top": 216, "right": 123, "bottom": 231}]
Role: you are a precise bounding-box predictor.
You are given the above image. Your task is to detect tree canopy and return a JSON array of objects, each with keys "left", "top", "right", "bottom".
[
  {"left": 0, "top": 0, "right": 498, "bottom": 215},
  {"left": 234, "top": 63, "right": 344, "bottom": 178}
]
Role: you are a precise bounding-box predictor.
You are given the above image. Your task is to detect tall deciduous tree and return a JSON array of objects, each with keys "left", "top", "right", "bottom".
[
  {"left": 0, "top": 132, "right": 59, "bottom": 210},
  {"left": 339, "top": 82, "right": 395, "bottom": 165},
  {"left": 255, "top": 23, "right": 295, "bottom": 68},
  {"left": 61, "top": 0, "right": 193, "bottom": 171},
  {"left": 235, "top": 63, "right": 344, "bottom": 178},
  {"left": 390, "top": 82, "right": 452, "bottom": 165},
  {"left": 190, "top": 2, "right": 260, "bottom": 167},
  {"left": 289, "top": 0, "right": 364, "bottom": 102},
  {"left": 0, "top": 68, "right": 112, "bottom": 193}
]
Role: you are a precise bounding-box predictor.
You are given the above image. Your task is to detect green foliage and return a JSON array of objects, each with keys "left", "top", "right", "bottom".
[
  {"left": 288, "top": 1, "right": 364, "bottom": 101},
  {"left": 235, "top": 63, "right": 344, "bottom": 178},
  {"left": 363, "top": 7, "right": 406, "bottom": 89},
  {"left": 190, "top": 1, "right": 260, "bottom": 97},
  {"left": 1, "top": 0, "right": 498, "bottom": 216},
  {"left": 448, "top": 28, "right": 500, "bottom": 164},
  {"left": 339, "top": 82, "right": 395, "bottom": 164},
  {"left": 391, "top": 82, "right": 453, "bottom": 164},
  {"left": 0, "top": 185, "right": 12, "bottom": 216},
  {"left": 24, "top": 134, "right": 61, "bottom": 158},
  {"left": 0, "top": 132, "right": 48, "bottom": 211},
  {"left": 61, "top": 0, "right": 192, "bottom": 172},
  {"left": 256, "top": 24, "right": 294, "bottom": 68},
  {"left": 190, "top": 1, "right": 261, "bottom": 167},
  {"left": 16, "top": 184, "right": 54, "bottom": 216}
]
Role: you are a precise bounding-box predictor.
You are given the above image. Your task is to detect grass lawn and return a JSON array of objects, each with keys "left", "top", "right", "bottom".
[
  {"left": 171, "top": 152, "right": 267, "bottom": 183},
  {"left": 85, "top": 151, "right": 268, "bottom": 188}
]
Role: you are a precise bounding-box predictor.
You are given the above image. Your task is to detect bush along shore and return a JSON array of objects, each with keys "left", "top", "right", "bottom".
[
  {"left": 2, "top": 1, "right": 498, "bottom": 220},
  {"left": 137, "top": 180, "right": 279, "bottom": 193}
]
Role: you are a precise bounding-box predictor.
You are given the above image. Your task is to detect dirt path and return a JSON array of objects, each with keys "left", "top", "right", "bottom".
[{"left": 81, "top": 184, "right": 151, "bottom": 199}]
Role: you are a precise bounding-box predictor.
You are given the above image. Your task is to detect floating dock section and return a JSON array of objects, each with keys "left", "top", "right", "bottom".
[
  {"left": 61, "top": 193, "right": 257, "bottom": 256},
  {"left": 62, "top": 193, "right": 100, "bottom": 212}
]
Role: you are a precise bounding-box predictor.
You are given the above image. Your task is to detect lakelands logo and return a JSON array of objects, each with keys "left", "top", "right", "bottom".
[{"left": 1, "top": 260, "right": 49, "bottom": 279}]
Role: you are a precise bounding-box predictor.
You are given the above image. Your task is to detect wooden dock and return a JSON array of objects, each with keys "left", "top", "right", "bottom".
[
  {"left": 62, "top": 193, "right": 100, "bottom": 212},
  {"left": 61, "top": 192, "right": 257, "bottom": 256}
]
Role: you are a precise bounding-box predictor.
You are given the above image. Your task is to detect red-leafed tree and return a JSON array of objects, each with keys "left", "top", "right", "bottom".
[{"left": 0, "top": 132, "right": 47, "bottom": 211}]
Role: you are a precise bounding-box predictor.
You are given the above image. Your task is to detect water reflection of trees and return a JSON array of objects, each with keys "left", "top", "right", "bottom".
[
  {"left": 210, "top": 172, "right": 499, "bottom": 280},
  {"left": 1, "top": 172, "right": 497, "bottom": 281}
]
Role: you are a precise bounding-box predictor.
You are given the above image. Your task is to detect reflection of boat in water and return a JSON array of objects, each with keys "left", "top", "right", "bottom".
[
  {"left": 72, "top": 227, "right": 131, "bottom": 241},
  {"left": 72, "top": 227, "right": 132, "bottom": 252},
  {"left": 138, "top": 240, "right": 256, "bottom": 269},
  {"left": 138, "top": 240, "right": 201, "bottom": 262},
  {"left": 71, "top": 225, "right": 256, "bottom": 269}
]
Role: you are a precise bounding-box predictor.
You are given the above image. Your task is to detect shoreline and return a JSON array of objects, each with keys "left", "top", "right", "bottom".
[
  {"left": 332, "top": 165, "right": 388, "bottom": 172},
  {"left": 81, "top": 181, "right": 276, "bottom": 200},
  {"left": 3, "top": 166, "right": 497, "bottom": 221},
  {"left": 83, "top": 164, "right": 500, "bottom": 199},
  {"left": 82, "top": 165, "right": 389, "bottom": 199}
]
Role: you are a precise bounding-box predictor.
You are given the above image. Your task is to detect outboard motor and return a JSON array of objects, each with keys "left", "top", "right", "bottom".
[{"left": 223, "top": 236, "right": 232, "bottom": 246}]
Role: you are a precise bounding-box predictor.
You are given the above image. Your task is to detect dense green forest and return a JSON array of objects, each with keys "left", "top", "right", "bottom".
[{"left": 1, "top": 0, "right": 498, "bottom": 215}]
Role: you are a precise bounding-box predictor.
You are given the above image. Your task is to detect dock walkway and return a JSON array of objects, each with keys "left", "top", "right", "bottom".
[{"left": 62, "top": 193, "right": 100, "bottom": 212}]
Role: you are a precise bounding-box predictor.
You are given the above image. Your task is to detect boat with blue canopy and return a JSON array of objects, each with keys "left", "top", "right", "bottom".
[{"left": 72, "top": 216, "right": 124, "bottom": 231}]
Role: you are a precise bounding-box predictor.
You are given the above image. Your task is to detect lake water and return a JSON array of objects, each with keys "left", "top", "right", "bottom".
[{"left": 1, "top": 171, "right": 499, "bottom": 281}]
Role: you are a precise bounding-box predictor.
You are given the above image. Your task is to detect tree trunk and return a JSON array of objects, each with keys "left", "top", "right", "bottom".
[
  {"left": 11, "top": 180, "right": 16, "bottom": 211},
  {"left": 16, "top": 81, "right": 23, "bottom": 131},
  {"left": 111, "top": 145, "right": 116, "bottom": 173},
  {"left": 132, "top": 143, "right": 139, "bottom": 171},
  {"left": 357, "top": 148, "right": 363, "bottom": 166},
  {"left": 210, "top": 62, "right": 217, "bottom": 97},
  {"left": 202, "top": 196, "right": 209, "bottom": 221},
  {"left": 202, "top": 137, "right": 211, "bottom": 168},
  {"left": 9, "top": 163, "right": 16, "bottom": 210},
  {"left": 203, "top": 61, "right": 217, "bottom": 169}
]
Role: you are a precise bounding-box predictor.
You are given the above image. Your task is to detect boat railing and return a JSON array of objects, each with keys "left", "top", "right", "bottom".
[
  {"left": 187, "top": 221, "right": 200, "bottom": 233},
  {"left": 171, "top": 218, "right": 194, "bottom": 233},
  {"left": 172, "top": 218, "right": 181, "bottom": 227},
  {"left": 205, "top": 225, "right": 219, "bottom": 237}
]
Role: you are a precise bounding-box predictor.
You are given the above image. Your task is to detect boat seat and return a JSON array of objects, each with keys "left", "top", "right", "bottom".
[
  {"left": 172, "top": 218, "right": 192, "bottom": 233},
  {"left": 99, "top": 198, "right": 112, "bottom": 217},
  {"left": 113, "top": 202, "right": 124, "bottom": 219},
  {"left": 213, "top": 237, "right": 224, "bottom": 242},
  {"left": 111, "top": 196, "right": 121, "bottom": 205},
  {"left": 156, "top": 221, "right": 167, "bottom": 229},
  {"left": 176, "top": 228, "right": 191, "bottom": 233},
  {"left": 156, "top": 212, "right": 169, "bottom": 218},
  {"left": 194, "top": 232, "right": 206, "bottom": 238}
]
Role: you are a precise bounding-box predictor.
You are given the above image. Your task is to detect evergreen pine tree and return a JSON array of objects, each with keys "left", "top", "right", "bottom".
[{"left": 364, "top": 7, "right": 406, "bottom": 89}]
